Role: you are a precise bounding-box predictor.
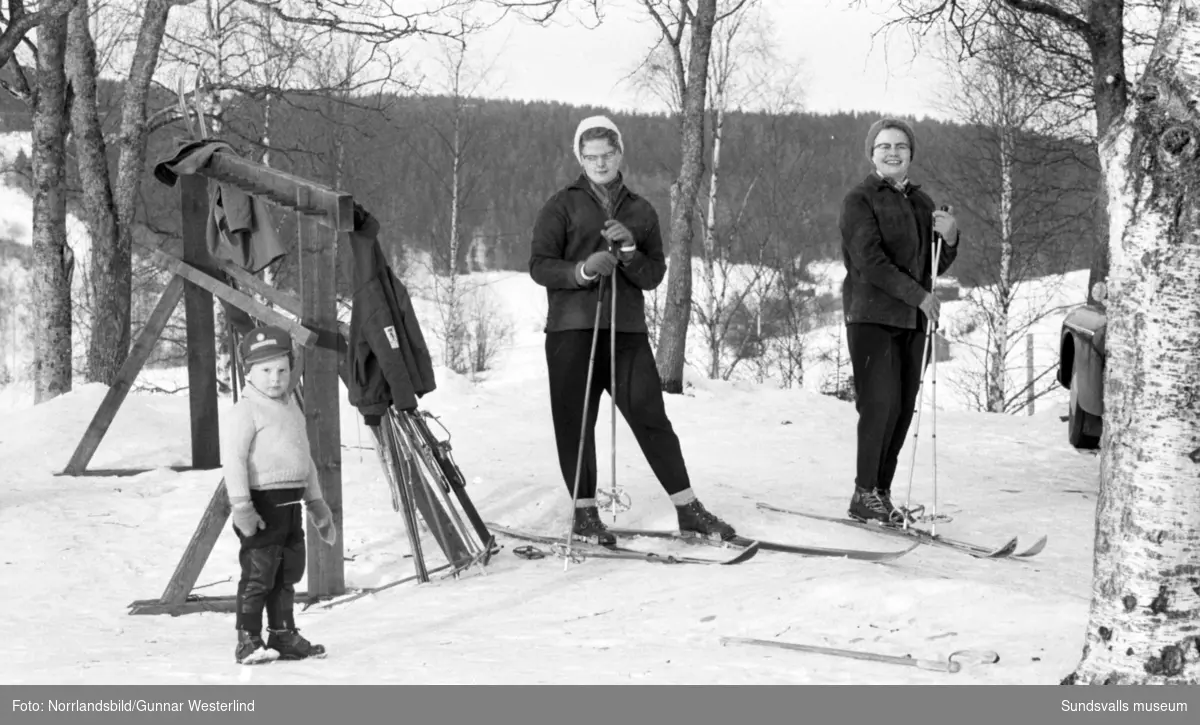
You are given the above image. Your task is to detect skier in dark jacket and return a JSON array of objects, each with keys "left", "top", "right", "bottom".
[
  {"left": 529, "top": 115, "right": 737, "bottom": 545},
  {"left": 839, "top": 118, "right": 960, "bottom": 524}
]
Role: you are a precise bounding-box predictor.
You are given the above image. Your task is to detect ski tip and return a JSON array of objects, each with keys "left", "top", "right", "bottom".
[
  {"left": 983, "top": 536, "right": 1020, "bottom": 558},
  {"left": 723, "top": 540, "right": 761, "bottom": 565},
  {"left": 1014, "top": 535, "right": 1048, "bottom": 558}
]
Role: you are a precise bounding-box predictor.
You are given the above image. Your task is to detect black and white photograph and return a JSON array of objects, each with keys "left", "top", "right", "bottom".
[{"left": 0, "top": 0, "right": 1197, "bottom": 719}]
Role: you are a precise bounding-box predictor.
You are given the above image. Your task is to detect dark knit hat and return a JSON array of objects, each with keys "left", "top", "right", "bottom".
[
  {"left": 240, "top": 325, "right": 293, "bottom": 367},
  {"left": 865, "top": 118, "right": 916, "bottom": 160}
]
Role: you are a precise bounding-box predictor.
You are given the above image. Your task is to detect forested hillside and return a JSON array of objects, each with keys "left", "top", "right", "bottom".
[{"left": 1, "top": 85, "right": 1099, "bottom": 294}]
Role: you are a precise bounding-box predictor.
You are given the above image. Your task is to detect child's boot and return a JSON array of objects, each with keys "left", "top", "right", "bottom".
[
  {"left": 235, "top": 629, "right": 279, "bottom": 665},
  {"left": 267, "top": 627, "right": 327, "bottom": 660}
]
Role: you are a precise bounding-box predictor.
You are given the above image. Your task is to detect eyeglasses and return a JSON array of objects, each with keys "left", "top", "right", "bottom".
[
  {"left": 582, "top": 151, "right": 619, "bottom": 165},
  {"left": 874, "top": 143, "right": 910, "bottom": 154}
]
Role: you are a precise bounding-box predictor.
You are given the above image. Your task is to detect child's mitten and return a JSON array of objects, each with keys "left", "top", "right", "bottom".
[
  {"left": 231, "top": 501, "right": 266, "bottom": 537},
  {"left": 307, "top": 499, "right": 337, "bottom": 546}
]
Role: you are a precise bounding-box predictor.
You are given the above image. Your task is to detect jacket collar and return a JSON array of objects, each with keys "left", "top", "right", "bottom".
[
  {"left": 568, "top": 172, "right": 639, "bottom": 201},
  {"left": 868, "top": 171, "right": 920, "bottom": 194}
]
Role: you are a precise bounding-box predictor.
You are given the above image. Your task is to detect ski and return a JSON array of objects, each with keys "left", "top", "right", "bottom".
[
  {"left": 487, "top": 523, "right": 760, "bottom": 566},
  {"left": 606, "top": 527, "right": 920, "bottom": 563},
  {"left": 1013, "top": 535, "right": 1049, "bottom": 558},
  {"left": 756, "top": 502, "right": 1035, "bottom": 560}
]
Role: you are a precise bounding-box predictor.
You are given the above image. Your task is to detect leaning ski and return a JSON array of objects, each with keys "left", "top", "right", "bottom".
[
  {"left": 1014, "top": 535, "right": 1048, "bottom": 558},
  {"left": 607, "top": 527, "right": 919, "bottom": 563},
  {"left": 756, "top": 502, "right": 1032, "bottom": 560},
  {"left": 487, "top": 523, "right": 760, "bottom": 566}
]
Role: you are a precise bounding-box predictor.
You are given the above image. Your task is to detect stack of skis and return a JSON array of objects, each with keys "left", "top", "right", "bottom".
[{"left": 369, "top": 408, "right": 497, "bottom": 582}]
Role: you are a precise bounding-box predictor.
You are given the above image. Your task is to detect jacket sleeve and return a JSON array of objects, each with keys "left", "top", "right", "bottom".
[
  {"left": 841, "top": 192, "right": 928, "bottom": 309},
  {"left": 618, "top": 211, "right": 667, "bottom": 291},
  {"left": 221, "top": 403, "right": 256, "bottom": 505},
  {"left": 530, "top": 194, "right": 587, "bottom": 290}
]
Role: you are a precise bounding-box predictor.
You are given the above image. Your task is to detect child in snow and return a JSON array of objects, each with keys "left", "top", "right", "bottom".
[
  {"left": 837, "top": 118, "right": 960, "bottom": 523},
  {"left": 528, "top": 115, "right": 737, "bottom": 544},
  {"left": 222, "top": 325, "right": 337, "bottom": 665}
]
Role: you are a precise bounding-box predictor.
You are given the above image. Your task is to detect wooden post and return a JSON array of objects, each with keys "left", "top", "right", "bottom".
[
  {"left": 181, "top": 175, "right": 221, "bottom": 469},
  {"left": 1026, "top": 333, "right": 1035, "bottom": 416},
  {"left": 299, "top": 210, "right": 345, "bottom": 598},
  {"left": 158, "top": 479, "right": 233, "bottom": 606},
  {"left": 62, "top": 277, "right": 186, "bottom": 475}
]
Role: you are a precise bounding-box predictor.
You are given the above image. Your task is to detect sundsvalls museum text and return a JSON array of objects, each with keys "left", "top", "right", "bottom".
[
  {"left": 1061, "top": 699, "right": 1188, "bottom": 713},
  {"left": 13, "top": 698, "right": 255, "bottom": 713}
]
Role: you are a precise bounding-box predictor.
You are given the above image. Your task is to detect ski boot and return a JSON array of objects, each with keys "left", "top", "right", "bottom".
[
  {"left": 848, "top": 487, "right": 897, "bottom": 524},
  {"left": 235, "top": 630, "right": 279, "bottom": 665},
  {"left": 572, "top": 506, "right": 616, "bottom": 546},
  {"left": 267, "top": 628, "right": 327, "bottom": 660},
  {"left": 676, "top": 499, "right": 736, "bottom": 541},
  {"left": 876, "top": 489, "right": 919, "bottom": 525}
]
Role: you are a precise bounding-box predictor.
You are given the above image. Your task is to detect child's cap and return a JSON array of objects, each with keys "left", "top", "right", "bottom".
[{"left": 240, "top": 326, "right": 293, "bottom": 367}]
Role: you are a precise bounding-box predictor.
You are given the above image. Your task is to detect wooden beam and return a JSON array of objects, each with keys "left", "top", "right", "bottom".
[
  {"left": 299, "top": 214, "right": 345, "bottom": 598},
  {"left": 128, "top": 597, "right": 239, "bottom": 616},
  {"left": 181, "top": 175, "right": 221, "bottom": 471},
  {"left": 217, "top": 259, "right": 304, "bottom": 316},
  {"left": 159, "top": 479, "right": 233, "bottom": 607},
  {"left": 143, "top": 245, "right": 317, "bottom": 349},
  {"left": 129, "top": 593, "right": 319, "bottom": 617},
  {"left": 217, "top": 259, "right": 350, "bottom": 342},
  {"left": 62, "top": 276, "right": 186, "bottom": 476},
  {"left": 202, "top": 153, "right": 354, "bottom": 231}
]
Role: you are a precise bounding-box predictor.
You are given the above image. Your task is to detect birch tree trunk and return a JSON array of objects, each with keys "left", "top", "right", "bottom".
[
  {"left": 655, "top": 0, "right": 718, "bottom": 393},
  {"left": 987, "top": 112, "right": 1014, "bottom": 413},
  {"left": 31, "top": 13, "right": 73, "bottom": 403},
  {"left": 1064, "top": 0, "right": 1200, "bottom": 685},
  {"left": 702, "top": 101, "right": 722, "bottom": 380},
  {"left": 67, "top": 0, "right": 125, "bottom": 386}
]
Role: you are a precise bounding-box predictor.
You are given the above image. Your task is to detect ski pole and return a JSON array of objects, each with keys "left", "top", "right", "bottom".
[
  {"left": 720, "top": 636, "right": 998, "bottom": 674},
  {"left": 609, "top": 244, "right": 618, "bottom": 522},
  {"left": 565, "top": 274, "right": 608, "bottom": 570},
  {"left": 930, "top": 212, "right": 945, "bottom": 537},
  {"left": 901, "top": 208, "right": 946, "bottom": 531}
]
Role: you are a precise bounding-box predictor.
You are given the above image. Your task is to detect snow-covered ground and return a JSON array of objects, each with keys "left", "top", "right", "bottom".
[
  {"left": 0, "top": 305, "right": 1100, "bottom": 684},
  {"left": 0, "top": 128, "right": 1103, "bottom": 685}
]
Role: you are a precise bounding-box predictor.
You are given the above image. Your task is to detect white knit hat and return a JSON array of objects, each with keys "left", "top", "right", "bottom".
[{"left": 573, "top": 115, "right": 623, "bottom": 164}]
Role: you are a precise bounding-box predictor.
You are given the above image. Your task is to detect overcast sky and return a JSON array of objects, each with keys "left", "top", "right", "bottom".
[{"left": 408, "top": 0, "right": 952, "bottom": 120}]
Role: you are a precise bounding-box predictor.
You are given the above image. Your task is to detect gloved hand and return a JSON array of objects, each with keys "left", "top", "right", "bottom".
[
  {"left": 581, "top": 250, "right": 618, "bottom": 277},
  {"left": 231, "top": 501, "right": 266, "bottom": 537},
  {"left": 602, "top": 220, "right": 636, "bottom": 262},
  {"left": 307, "top": 499, "right": 337, "bottom": 546},
  {"left": 919, "top": 292, "right": 941, "bottom": 329},
  {"left": 932, "top": 205, "right": 958, "bottom": 246}
]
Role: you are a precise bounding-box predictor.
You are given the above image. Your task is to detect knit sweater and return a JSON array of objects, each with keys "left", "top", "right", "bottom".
[{"left": 221, "top": 383, "right": 324, "bottom": 505}]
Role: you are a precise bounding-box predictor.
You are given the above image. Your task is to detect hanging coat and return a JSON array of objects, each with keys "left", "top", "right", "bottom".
[
  {"left": 154, "top": 138, "right": 287, "bottom": 274},
  {"left": 345, "top": 204, "right": 436, "bottom": 423}
]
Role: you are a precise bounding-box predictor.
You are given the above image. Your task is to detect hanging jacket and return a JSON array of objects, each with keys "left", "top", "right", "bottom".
[
  {"left": 345, "top": 205, "right": 436, "bottom": 423},
  {"left": 154, "top": 138, "right": 286, "bottom": 274}
]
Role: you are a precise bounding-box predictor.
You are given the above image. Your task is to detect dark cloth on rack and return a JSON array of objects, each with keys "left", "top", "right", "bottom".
[
  {"left": 344, "top": 204, "right": 436, "bottom": 423},
  {"left": 154, "top": 138, "right": 286, "bottom": 274}
]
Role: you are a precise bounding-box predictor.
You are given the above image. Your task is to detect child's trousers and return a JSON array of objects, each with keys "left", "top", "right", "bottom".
[{"left": 233, "top": 487, "right": 306, "bottom": 634}]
